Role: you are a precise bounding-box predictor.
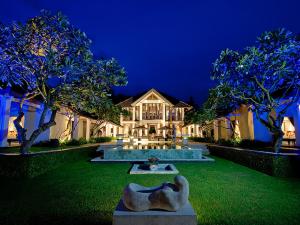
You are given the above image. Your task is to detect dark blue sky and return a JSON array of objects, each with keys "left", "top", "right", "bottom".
[{"left": 1, "top": 0, "right": 299, "bottom": 104}]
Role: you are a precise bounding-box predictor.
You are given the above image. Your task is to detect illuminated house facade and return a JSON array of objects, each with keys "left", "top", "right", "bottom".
[
  {"left": 1, "top": 87, "right": 299, "bottom": 147},
  {"left": 0, "top": 89, "right": 121, "bottom": 147},
  {"left": 186, "top": 103, "right": 300, "bottom": 147},
  {"left": 117, "top": 89, "right": 192, "bottom": 138}
]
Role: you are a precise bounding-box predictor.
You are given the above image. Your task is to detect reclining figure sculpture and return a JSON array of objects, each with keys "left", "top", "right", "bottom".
[{"left": 123, "top": 175, "right": 189, "bottom": 211}]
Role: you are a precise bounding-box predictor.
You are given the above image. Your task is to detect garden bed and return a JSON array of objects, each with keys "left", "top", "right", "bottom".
[{"left": 208, "top": 144, "right": 300, "bottom": 177}]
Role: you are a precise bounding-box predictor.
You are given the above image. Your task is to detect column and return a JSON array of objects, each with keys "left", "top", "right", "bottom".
[
  {"left": 0, "top": 95, "right": 12, "bottom": 147},
  {"left": 113, "top": 126, "right": 117, "bottom": 137},
  {"left": 72, "top": 114, "right": 80, "bottom": 140},
  {"left": 145, "top": 125, "right": 148, "bottom": 136},
  {"left": 182, "top": 108, "right": 185, "bottom": 122},
  {"left": 120, "top": 114, "right": 123, "bottom": 126},
  {"left": 195, "top": 124, "right": 199, "bottom": 137},
  {"left": 86, "top": 118, "right": 91, "bottom": 140},
  {"left": 132, "top": 107, "right": 135, "bottom": 121},
  {"left": 226, "top": 119, "right": 232, "bottom": 140},
  {"left": 213, "top": 120, "right": 219, "bottom": 141},
  {"left": 294, "top": 104, "right": 300, "bottom": 147},
  {"left": 162, "top": 104, "right": 166, "bottom": 121},
  {"left": 140, "top": 104, "right": 143, "bottom": 120}
]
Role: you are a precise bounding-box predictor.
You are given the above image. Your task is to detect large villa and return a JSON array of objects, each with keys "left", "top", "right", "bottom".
[
  {"left": 117, "top": 88, "right": 192, "bottom": 139},
  {"left": 0, "top": 88, "right": 299, "bottom": 147}
]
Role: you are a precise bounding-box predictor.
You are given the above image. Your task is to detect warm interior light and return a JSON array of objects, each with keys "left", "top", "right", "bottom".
[{"left": 281, "top": 117, "right": 295, "bottom": 138}]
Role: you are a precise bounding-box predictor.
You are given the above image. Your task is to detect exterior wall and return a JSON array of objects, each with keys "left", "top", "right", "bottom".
[
  {"left": 284, "top": 102, "right": 300, "bottom": 147},
  {"left": 239, "top": 105, "right": 254, "bottom": 140},
  {"left": 0, "top": 93, "right": 120, "bottom": 147},
  {"left": 294, "top": 104, "right": 300, "bottom": 146},
  {"left": 252, "top": 114, "right": 273, "bottom": 142},
  {"left": 50, "top": 109, "right": 72, "bottom": 141},
  {"left": 197, "top": 102, "right": 300, "bottom": 147},
  {"left": 0, "top": 94, "right": 12, "bottom": 147}
]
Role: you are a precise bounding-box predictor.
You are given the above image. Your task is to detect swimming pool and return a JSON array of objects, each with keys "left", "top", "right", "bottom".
[{"left": 102, "top": 143, "right": 206, "bottom": 161}]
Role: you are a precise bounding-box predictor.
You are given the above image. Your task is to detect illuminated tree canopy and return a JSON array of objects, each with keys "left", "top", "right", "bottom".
[
  {"left": 0, "top": 10, "right": 127, "bottom": 154},
  {"left": 212, "top": 28, "right": 300, "bottom": 152}
]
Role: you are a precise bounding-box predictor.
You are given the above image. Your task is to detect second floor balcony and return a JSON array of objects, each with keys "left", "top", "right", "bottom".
[{"left": 142, "top": 112, "right": 163, "bottom": 120}]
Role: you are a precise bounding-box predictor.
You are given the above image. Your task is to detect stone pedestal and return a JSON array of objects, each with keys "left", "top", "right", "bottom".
[{"left": 113, "top": 199, "right": 197, "bottom": 225}]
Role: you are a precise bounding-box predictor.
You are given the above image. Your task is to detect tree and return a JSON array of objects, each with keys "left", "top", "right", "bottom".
[
  {"left": 185, "top": 85, "right": 240, "bottom": 139},
  {"left": 58, "top": 59, "right": 128, "bottom": 140},
  {"left": 204, "top": 85, "right": 242, "bottom": 139},
  {"left": 0, "top": 10, "right": 127, "bottom": 154},
  {"left": 212, "top": 28, "right": 300, "bottom": 152}
]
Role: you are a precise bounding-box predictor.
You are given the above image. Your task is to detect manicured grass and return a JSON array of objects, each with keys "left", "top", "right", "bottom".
[{"left": 0, "top": 155, "right": 299, "bottom": 225}]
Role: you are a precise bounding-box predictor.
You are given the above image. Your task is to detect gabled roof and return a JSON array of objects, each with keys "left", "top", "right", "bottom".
[
  {"left": 174, "top": 101, "right": 192, "bottom": 108},
  {"left": 116, "top": 88, "right": 192, "bottom": 108},
  {"left": 131, "top": 88, "right": 173, "bottom": 106}
]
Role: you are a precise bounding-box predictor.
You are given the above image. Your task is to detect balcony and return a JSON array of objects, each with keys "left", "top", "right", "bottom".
[{"left": 142, "top": 113, "right": 162, "bottom": 120}]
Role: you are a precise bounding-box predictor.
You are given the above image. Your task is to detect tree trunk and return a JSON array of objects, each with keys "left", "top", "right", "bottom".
[
  {"left": 19, "top": 109, "right": 57, "bottom": 155},
  {"left": 273, "top": 130, "right": 284, "bottom": 153},
  {"left": 20, "top": 140, "right": 32, "bottom": 155},
  {"left": 257, "top": 111, "right": 284, "bottom": 153}
]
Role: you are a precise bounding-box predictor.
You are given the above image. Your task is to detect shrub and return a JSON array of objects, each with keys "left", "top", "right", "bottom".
[
  {"left": 63, "top": 139, "right": 81, "bottom": 146},
  {"left": 33, "top": 139, "right": 60, "bottom": 148},
  {"left": 190, "top": 136, "right": 272, "bottom": 150},
  {"left": 0, "top": 146, "right": 97, "bottom": 178},
  {"left": 208, "top": 145, "right": 300, "bottom": 177},
  {"left": 239, "top": 139, "right": 271, "bottom": 148},
  {"left": 63, "top": 138, "right": 87, "bottom": 146},
  {"left": 189, "top": 137, "right": 214, "bottom": 143},
  {"left": 78, "top": 137, "right": 88, "bottom": 145},
  {"left": 90, "top": 137, "right": 112, "bottom": 143}
]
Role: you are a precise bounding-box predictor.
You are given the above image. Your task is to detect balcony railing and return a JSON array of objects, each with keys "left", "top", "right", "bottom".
[{"left": 142, "top": 113, "right": 162, "bottom": 120}]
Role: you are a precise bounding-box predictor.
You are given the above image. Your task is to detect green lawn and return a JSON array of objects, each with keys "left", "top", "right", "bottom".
[{"left": 0, "top": 155, "right": 299, "bottom": 225}]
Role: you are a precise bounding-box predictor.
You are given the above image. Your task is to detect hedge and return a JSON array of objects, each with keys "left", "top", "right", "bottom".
[
  {"left": 189, "top": 137, "right": 271, "bottom": 149},
  {"left": 0, "top": 146, "right": 97, "bottom": 178},
  {"left": 208, "top": 145, "right": 300, "bottom": 177}
]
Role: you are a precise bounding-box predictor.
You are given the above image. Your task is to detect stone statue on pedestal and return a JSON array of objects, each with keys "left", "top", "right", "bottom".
[{"left": 123, "top": 175, "right": 189, "bottom": 212}]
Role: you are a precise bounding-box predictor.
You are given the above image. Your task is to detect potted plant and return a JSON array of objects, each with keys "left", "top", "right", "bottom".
[{"left": 148, "top": 156, "right": 159, "bottom": 170}]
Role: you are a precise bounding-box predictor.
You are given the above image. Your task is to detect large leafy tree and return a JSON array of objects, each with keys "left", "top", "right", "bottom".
[
  {"left": 212, "top": 29, "right": 300, "bottom": 152},
  {"left": 186, "top": 85, "right": 240, "bottom": 138},
  {"left": 0, "top": 11, "right": 127, "bottom": 154},
  {"left": 60, "top": 59, "right": 128, "bottom": 136},
  {"left": 204, "top": 85, "right": 241, "bottom": 139}
]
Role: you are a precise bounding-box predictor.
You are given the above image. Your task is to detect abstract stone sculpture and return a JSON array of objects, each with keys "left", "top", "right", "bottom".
[{"left": 123, "top": 175, "right": 189, "bottom": 211}]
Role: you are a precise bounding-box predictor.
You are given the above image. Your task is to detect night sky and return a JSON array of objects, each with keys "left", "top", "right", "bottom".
[{"left": 1, "top": 0, "right": 300, "bottom": 105}]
